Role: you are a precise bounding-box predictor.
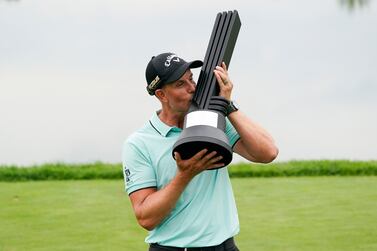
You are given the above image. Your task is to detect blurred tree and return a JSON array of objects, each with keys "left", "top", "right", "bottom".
[{"left": 339, "top": 0, "right": 371, "bottom": 10}]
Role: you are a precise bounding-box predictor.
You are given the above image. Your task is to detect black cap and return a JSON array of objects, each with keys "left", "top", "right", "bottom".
[{"left": 145, "top": 52, "right": 203, "bottom": 95}]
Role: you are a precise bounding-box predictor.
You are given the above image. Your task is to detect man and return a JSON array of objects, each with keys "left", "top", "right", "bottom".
[{"left": 122, "top": 52, "right": 278, "bottom": 250}]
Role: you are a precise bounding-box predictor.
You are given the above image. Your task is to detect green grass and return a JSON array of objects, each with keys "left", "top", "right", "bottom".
[
  {"left": 1, "top": 160, "right": 377, "bottom": 181},
  {"left": 0, "top": 162, "right": 122, "bottom": 181},
  {"left": 230, "top": 160, "right": 377, "bottom": 177},
  {"left": 1, "top": 177, "right": 377, "bottom": 251},
  {"left": 233, "top": 177, "right": 377, "bottom": 251}
]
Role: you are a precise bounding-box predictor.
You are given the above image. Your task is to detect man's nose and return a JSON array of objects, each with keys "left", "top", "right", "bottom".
[{"left": 188, "top": 81, "right": 196, "bottom": 93}]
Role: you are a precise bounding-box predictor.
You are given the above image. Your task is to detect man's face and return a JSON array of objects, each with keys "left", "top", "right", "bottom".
[{"left": 161, "top": 69, "right": 196, "bottom": 113}]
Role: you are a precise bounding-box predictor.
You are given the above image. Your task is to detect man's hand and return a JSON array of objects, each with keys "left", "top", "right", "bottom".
[
  {"left": 214, "top": 62, "right": 233, "bottom": 101},
  {"left": 174, "top": 149, "right": 224, "bottom": 180}
]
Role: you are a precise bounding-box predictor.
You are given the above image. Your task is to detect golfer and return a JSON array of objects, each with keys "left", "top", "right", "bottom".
[{"left": 122, "top": 52, "right": 278, "bottom": 250}]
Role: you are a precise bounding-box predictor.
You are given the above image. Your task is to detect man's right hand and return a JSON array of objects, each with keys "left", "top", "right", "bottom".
[{"left": 174, "top": 149, "right": 224, "bottom": 180}]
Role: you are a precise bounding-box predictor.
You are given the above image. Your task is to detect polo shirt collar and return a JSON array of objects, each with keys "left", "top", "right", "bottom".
[{"left": 149, "top": 111, "right": 181, "bottom": 137}]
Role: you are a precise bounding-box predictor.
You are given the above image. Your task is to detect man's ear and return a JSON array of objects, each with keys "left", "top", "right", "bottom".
[{"left": 155, "top": 89, "right": 167, "bottom": 103}]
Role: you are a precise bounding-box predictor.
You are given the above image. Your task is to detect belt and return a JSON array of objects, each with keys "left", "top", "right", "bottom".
[{"left": 149, "top": 237, "right": 236, "bottom": 251}]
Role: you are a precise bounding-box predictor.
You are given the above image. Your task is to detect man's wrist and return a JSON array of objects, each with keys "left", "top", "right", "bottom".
[
  {"left": 175, "top": 171, "right": 194, "bottom": 186},
  {"left": 226, "top": 100, "right": 239, "bottom": 116}
]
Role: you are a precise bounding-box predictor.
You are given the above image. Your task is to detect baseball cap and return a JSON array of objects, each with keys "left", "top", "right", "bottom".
[{"left": 145, "top": 52, "right": 203, "bottom": 95}]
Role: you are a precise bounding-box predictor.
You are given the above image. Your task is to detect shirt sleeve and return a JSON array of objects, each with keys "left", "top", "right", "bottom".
[
  {"left": 122, "top": 140, "right": 157, "bottom": 195},
  {"left": 225, "top": 117, "right": 241, "bottom": 149}
]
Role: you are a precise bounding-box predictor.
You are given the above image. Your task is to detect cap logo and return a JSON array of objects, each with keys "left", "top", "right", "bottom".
[
  {"left": 164, "top": 54, "right": 180, "bottom": 67},
  {"left": 149, "top": 75, "right": 161, "bottom": 90}
]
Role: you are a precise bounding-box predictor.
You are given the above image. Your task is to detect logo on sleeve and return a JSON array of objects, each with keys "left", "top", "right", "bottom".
[{"left": 124, "top": 168, "right": 131, "bottom": 182}]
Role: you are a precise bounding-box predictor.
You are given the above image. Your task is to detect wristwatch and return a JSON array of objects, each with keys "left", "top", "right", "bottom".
[{"left": 226, "top": 100, "right": 239, "bottom": 116}]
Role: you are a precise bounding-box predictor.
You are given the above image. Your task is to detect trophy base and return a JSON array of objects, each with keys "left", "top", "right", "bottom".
[{"left": 172, "top": 125, "right": 233, "bottom": 169}]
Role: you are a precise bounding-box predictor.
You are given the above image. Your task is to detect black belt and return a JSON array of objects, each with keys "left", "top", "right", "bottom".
[{"left": 149, "top": 237, "right": 237, "bottom": 251}]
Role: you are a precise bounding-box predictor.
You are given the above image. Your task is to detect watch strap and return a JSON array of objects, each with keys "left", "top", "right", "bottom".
[{"left": 226, "top": 100, "right": 239, "bottom": 116}]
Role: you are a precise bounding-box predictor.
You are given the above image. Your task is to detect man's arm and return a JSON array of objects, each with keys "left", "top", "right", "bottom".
[
  {"left": 128, "top": 175, "right": 190, "bottom": 231},
  {"left": 129, "top": 149, "right": 223, "bottom": 231},
  {"left": 214, "top": 62, "right": 279, "bottom": 163},
  {"left": 230, "top": 110, "right": 278, "bottom": 163}
]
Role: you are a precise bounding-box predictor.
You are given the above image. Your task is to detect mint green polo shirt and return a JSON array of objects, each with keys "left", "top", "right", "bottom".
[{"left": 122, "top": 111, "right": 241, "bottom": 248}]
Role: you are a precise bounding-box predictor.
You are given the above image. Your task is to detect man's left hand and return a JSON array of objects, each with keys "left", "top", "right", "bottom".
[{"left": 214, "top": 62, "right": 233, "bottom": 101}]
